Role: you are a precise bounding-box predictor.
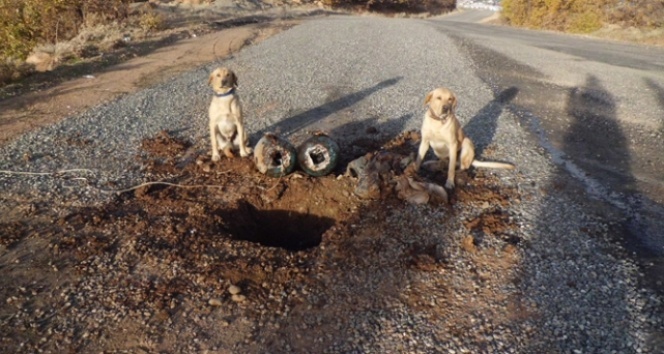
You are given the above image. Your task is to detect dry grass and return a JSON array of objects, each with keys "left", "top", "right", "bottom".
[
  {"left": 593, "top": 25, "right": 664, "bottom": 47},
  {"left": 0, "top": 59, "right": 34, "bottom": 86},
  {"left": 0, "top": 0, "right": 131, "bottom": 83},
  {"left": 502, "top": 0, "right": 664, "bottom": 35},
  {"left": 0, "top": 0, "right": 182, "bottom": 85},
  {"left": 23, "top": 23, "right": 129, "bottom": 71},
  {"left": 0, "top": 0, "right": 130, "bottom": 59},
  {"left": 139, "top": 11, "right": 167, "bottom": 32}
]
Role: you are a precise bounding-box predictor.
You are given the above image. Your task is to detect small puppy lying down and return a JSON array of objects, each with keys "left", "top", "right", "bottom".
[{"left": 208, "top": 67, "right": 252, "bottom": 162}]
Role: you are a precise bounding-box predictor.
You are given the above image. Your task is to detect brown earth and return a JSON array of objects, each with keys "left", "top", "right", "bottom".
[
  {"left": 0, "top": 5, "right": 527, "bottom": 351},
  {"left": 0, "top": 130, "right": 523, "bottom": 353},
  {"left": 2, "top": 5, "right": 661, "bottom": 351}
]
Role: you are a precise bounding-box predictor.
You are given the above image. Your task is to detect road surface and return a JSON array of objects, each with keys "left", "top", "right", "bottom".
[{"left": 1, "top": 8, "right": 663, "bottom": 353}]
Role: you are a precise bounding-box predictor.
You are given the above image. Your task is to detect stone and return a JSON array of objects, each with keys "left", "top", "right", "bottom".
[{"left": 228, "top": 285, "right": 241, "bottom": 295}]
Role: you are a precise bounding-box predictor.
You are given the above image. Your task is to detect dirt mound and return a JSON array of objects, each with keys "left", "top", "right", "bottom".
[{"left": 0, "top": 130, "right": 521, "bottom": 353}]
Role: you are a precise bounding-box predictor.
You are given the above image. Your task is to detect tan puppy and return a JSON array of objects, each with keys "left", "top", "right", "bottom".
[
  {"left": 208, "top": 67, "right": 252, "bottom": 162},
  {"left": 415, "top": 88, "right": 514, "bottom": 189}
]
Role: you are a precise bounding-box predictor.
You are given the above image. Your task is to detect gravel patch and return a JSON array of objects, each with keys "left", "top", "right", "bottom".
[{"left": 1, "top": 14, "right": 663, "bottom": 353}]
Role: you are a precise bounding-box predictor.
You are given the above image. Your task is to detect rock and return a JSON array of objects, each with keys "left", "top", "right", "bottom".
[
  {"left": 228, "top": 285, "right": 241, "bottom": 295},
  {"left": 231, "top": 294, "right": 246, "bottom": 303},
  {"left": 208, "top": 298, "right": 222, "bottom": 307}
]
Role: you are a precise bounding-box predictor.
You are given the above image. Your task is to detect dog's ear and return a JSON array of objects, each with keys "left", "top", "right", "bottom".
[
  {"left": 450, "top": 94, "right": 458, "bottom": 112},
  {"left": 424, "top": 91, "right": 433, "bottom": 106},
  {"left": 208, "top": 73, "right": 214, "bottom": 86},
  {"left": 231, "top": 71, "right": 238, "bottom": 88}
]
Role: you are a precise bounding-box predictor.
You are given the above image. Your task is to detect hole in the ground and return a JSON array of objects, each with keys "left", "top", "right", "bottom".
[{"left": 220, "top": 201, "right": 336, "bottom": 251}]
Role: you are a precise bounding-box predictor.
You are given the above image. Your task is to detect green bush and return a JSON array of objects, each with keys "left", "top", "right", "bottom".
[{"left": 0, "top": 0, "right": 130, "bottom": 60}]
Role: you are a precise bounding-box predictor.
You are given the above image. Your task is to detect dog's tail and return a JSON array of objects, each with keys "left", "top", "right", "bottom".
[{"left": 471, "top": 160, "right": 515, "bottom": 170}]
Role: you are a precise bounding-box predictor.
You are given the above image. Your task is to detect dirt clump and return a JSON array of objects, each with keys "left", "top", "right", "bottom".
[{"left": 0, "top": 130, "right": 523, "bottom": 353}]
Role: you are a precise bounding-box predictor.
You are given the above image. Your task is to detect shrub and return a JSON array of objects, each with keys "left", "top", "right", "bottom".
[
  {"left": 568, "top": 10, "right": 602, "bottom": 33},
  {"left": 323, "top": 0, "right": 455, "bottom": 14},
  {"left": 502, "top": 0, "right": 664, "bottom": 33},
  {"left": 607, "top": 0, "right": 664, "bottom": 28},
  {"left": 139, "top": 11, "right": 166, "bottom": 32},
  {"left": 0, "top": 58, "right": 33, "bottom": 85},
  {"left": 0, "top": 0, "right": 130, "bottom": 61}
]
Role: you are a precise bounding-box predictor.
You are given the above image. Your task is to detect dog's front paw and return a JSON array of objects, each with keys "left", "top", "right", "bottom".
[
  {"left": 240, "top": 147, "right": 253, "bottom": 157},
  {"left": 445, "top": 179, "right": 455, "bottom": 189},
  {"left": 212, "top": 153, "right": 221, "bottom": 162}
]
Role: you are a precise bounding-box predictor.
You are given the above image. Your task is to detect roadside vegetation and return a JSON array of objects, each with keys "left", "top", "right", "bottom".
[
  {"left": 322, "top": 0, "right": 454, "bottom": 14},
  {"left": 0, "top": 0, "right": 130, "bottom": 59},
  {"left": 5, "top": 0, "right": 662, "bottom": 90},
  {"left": 0, "top": 0, "right": 167, "bottom": 85},
  {"left": 501, "top": 0, "right": 664, "bottom": 44}
]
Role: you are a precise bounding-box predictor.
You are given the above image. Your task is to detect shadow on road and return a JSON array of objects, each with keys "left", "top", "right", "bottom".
[
  {"left": 520, "top": 74, "right": 634, "bottom": 352},
  {"left": 253, "top": 77, "right": 402, "bottom": 140},
  {"left": 252, "top": 104, "right": 432, "bottom": 353},
  {"left": 522, "top": 74, "right": 664, "bottom": 352},
  {"left": 641, "top": 77, "right": 664, "bottom": 349},
  {"left": 327, "top": 113, "right": 413, "bottom": 166},
  {"left": 564, "top": 75, "right": 635, "bottom": 192},
  {"left": 645, "top": 78, "right": 664, "bottom": 134},
  {"left": 565, "top": 76, "right": 664, "bottom": 261},
  {"left": 449, "top": 27, "right": 664, "bottom": 352},
  {"left": 463, "top": 86, "right": 519, "bottom": 157}
]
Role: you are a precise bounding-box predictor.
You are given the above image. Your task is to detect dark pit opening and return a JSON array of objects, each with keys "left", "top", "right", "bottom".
[
  {"left": 270, "top": 151, "right": 283, "bottom": 166},
  {"left": 220, "top": 201, "right": 336, "bottom": 251},
  {"left": 309, "top": 150, "right": 326, "bottom": 166}
]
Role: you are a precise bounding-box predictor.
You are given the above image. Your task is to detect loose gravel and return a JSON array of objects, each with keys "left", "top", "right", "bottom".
[{"left": 1, "top": 12, "right": 663, "bottom": 354}]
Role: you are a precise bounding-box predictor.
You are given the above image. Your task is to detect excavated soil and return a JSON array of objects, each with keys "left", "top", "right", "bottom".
[{"left": 0, "top": 130, "right": 522, "bottom": 353}]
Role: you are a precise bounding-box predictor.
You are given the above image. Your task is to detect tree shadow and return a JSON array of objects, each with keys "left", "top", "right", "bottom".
[
  {"left": 252, "top": 77, "right": 402, "bottom": 140},
  {"left": 463, "top": 86, "right": 519, "bottom": 157}
]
